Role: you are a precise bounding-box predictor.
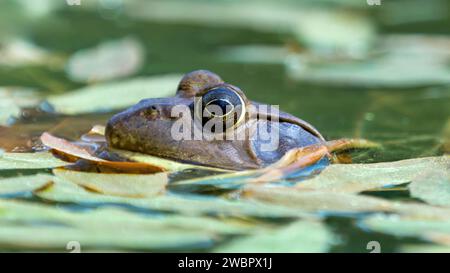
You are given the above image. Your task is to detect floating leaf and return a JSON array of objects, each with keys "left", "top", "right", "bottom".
[
  {"left": 66, "top": 37, "right": 145, "bottom": 83},
  {"left": 47, "top": 74, "right": 182, "bottom": 114},
  {"left": 0, "top": 152, "right": 66, "bottom": 169},
  {"left": 243, "top": 185, "right": 450, "bottom": 219},
  {"left": 0, "top": 225, "right": 212, "bottom": 251},
  {"left": 409, "top": 169, "right": 450, "bottom": 207},
  {"left": 34, "top": 178, "right": 309, "bottom": 219},
  {"left": 0, "top": 199, "right": 256, "bottom": 251},
  {"left": 296, "top": 156, "right": 450, "bottom": 193},
  {"left": 215, "top": 220, "right": 334, "bottom": 253},
  {"left": 0, "top": 174, "right": 53, "bottom": 196},
  {"left": 243, "top": 185, "right": 393, "bottom": 213},
  {"left": 362, "top": 214, "right": 450, "bottom": 246},
  {"left": 0, "top": 199, "right": 255, "bottom": 236},
  {"left": 53, "top": 168, "right": 168, "bottom": 198}
]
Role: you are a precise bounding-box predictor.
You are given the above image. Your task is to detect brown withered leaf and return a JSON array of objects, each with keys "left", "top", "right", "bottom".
[{"left": 40, "top": 132, "right": 166, "bottom": 173}]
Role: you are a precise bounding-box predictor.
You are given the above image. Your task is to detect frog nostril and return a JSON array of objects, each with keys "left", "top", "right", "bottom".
[{"left": 140, "top": 105, "right": 160, "bottom": 119}]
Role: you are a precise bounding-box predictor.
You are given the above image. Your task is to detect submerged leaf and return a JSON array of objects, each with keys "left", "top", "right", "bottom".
[
  {"left": 215, "top": 220, "right": 334, "bottom": 253},
  {"left": 53, "top": 168, "right": 168, "bottom": 198},
  {"left": 66, "top": 37, "right": 145, "bottom": 83},
  {"left": 47, "top": 74, "right": 182, "bottom": 114},
  {"left": 0, "top": 152, "right": 66, "bottom": 169}
]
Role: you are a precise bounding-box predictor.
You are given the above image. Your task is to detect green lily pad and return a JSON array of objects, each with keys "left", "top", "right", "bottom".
[
  {"left": 0, "top": 199, "right": 256, "bottom": 235},
  {"left": 296, "top": 156, "right": 450, "bottom": 193},
  {"left": 0, "top": 174, "right": 53, "bottom": 195},
  {"left": 409, "top": 169, "right": 450, "bottom": 207},
  {"left": 0, "top": 199, "right": 248, "bottom": 251},
  {"left": 47, "top": 74, "right": 182, "bottom": 114},
  {"left": 243, "top": 185, "right": 393, "bottom": 213},
  {"left": 0, "top": 225, "right": 212, "bottom": 251},
  {"left": 35, "top": 177, "right": 309, "bottom": 219},
  {"left": 53, "top": 168, "right": 168, "bottom": 198},
  {"left": 362, "top": 214, "right": 450, "bottom": 246},
  {"left": 0, "top": 152, "right": 67, "bottom": 170},
  {"left": 215, "top": 220, "right": 334, "bottom": 253}
]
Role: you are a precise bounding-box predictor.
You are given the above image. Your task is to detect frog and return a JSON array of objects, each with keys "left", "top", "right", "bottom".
[{"left": 105, "top": 70, "right": 368, "bottom": 171}]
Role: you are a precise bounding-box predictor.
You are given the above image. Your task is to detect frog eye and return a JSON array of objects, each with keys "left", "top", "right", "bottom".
[{"left": 195, "top": 86, "right": 246, "bottom": 131}]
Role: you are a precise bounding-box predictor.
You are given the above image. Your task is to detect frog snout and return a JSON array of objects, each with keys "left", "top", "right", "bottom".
[{"left": 105, "top": 114, "right": 123, "bottom": 148}]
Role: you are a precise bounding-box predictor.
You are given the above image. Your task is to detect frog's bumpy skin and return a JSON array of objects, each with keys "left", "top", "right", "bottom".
[{"left": 176, "top": 70, "right": 224, "bottom": 98}]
